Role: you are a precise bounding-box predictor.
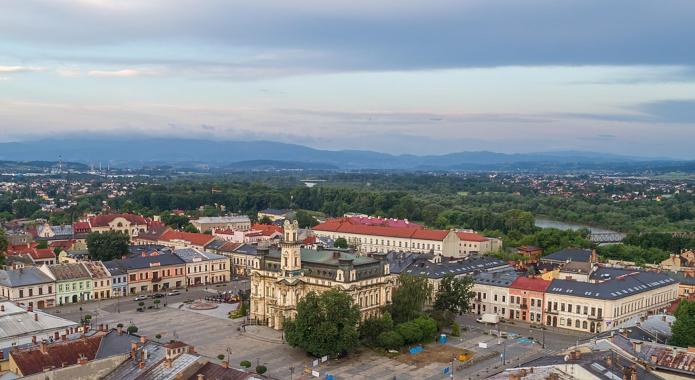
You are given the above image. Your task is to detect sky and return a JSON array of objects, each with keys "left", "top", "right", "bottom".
[{"left": 1, "top": 0, "right": 695, "bottom": 158}]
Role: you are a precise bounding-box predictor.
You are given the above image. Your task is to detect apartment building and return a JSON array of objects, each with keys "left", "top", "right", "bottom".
[
  {"left": 190, "top": 215, "right": 251, "bottom": 232},
  {"left": 107, "top": 252, "right": 186, "bottom": 294},
  {"left": 456, "top": 231, "right": 502, "bottom": 255},
  {"left": 0, "top": 268, "right": 55, "bottom": 309},
  {"left": 508, "top": 277, "right": 550, "bottom": 324},
  {"left": 82, "top": 261, "right": 112, "bottom": 300},
  {"left": 544, "top": 271, "right": 678, "bottom": 333},
  {"left": 173, "top": 248, "right": 230, "bottom": 286},
  {"left": 472, "top": 271, "right": 518, "bottom": 317},
  {"left": 40, "top": 263, "right": 93, "bottom": 305},
  {"left": 87, "top": 213, "right": 151, "bottom": 237}
]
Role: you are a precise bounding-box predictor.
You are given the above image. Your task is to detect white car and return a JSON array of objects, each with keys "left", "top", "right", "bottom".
[
  {"left": 167, "top": 290, "right": 181, "bottom": 296},
  {"left": 134, "top": 295, "right": 147, "bottom": 301}
]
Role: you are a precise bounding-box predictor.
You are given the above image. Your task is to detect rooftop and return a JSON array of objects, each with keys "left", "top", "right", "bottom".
[
  {"left": 10, "top": 332, "right": 105, "bottom": 376},
  {"left": 0, "top": 302, "right": 78, "bottom": 342},
  {"left": 403, "top": 255, "right": 510, "bottom": 279},
  {"left": 46, "top": 263, "right": 91, "bottom": 281},
  {"left": 193, "top": 216, "right": 251, "bottom": 224},
  {"left": 314, "top": 219, "right": 450, "bottom": 240},
  {"left": 548, "top": 270, "right": 677, "bottom": 300},
  {"left": 0, "top": 267, "right": 54, "bottom": 287},
  {"left": 89, "top": 213, "right": 148, "bottom": 227},
  {"left": 510, "top": 276, "right": 551, "bottom": 292},
  {"left": 173, "top": 248, "right": 228, "bottom": 263}
]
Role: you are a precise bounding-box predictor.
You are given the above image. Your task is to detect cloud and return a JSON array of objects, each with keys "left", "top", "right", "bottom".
[
  {"left": 560, "top": 99, "right": 695, "bottom": 124},
  {"left": 87, "top": 68, "right": 145, "bottom": 77},
  {"left": 0, "top": 65, "right": 42, "bottom": 73},
  {"left": 2, "top": 0, "right": 695, "bottom": 73}
]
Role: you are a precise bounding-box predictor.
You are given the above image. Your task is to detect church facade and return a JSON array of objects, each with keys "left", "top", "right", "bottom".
[{"left": 250, "top": 220, "right": 394, "bottom": 330}]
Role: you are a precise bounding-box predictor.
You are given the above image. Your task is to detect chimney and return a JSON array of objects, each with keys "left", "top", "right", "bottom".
[
  {"left": 0, "top": 351, "right": 4, "bottom": 360},
  {"left": 650, "top": 354, "right": 658, "bottom": 363},
  {"left": 118, "top": 326, "right": 123, "bottom": 335},
  {"left": 27, "top": 305, "right": 33, "bottom": 312},
  {"left": 633, "top": 341, "right": 643, "bottom": 353},
  {"left": 570, "top": 350, "right": 581, "bottom": 360},
  {"left": 138, "top": 361, "right": 145, "bottom": 369},
  {"left": 32, "top": 336, "right": 37, "bottom": 344},
  {"left": 61, "top": 334, "right": 67, "bottom": 341},
  {"left": 221, "top": 361, "right": 229, "bottom": 369},
  {"left": 77, "top": 355, "right": 88, "bottom": 365},
  {"left": 1, "top": 305, "right": 4, "bottom": 312},
  {"left": 105, "top": 324, "right": 109, "bottom": 331},
  {"left": 34, "top": 313, "right": 38, "bottom": 322},
  {"left": 140, "top": 335, "right": 146, "bottom": 344},
  {"left": 508, "top": 373, "right": 521, "bottom": 380},
  {"left": 662, "top": 315, "right": 667, "bottom": 322},
  {"left": 39, "top": 341, "right": 48, "bottom": 354},
  {"left": 54, "top": 331, "right": 59, "bottom": 340},
  {"left": 197, "top": 374, "right": 205, "bottom": 380},
  {"left": 164, "top": 358, "right": 172, "bottom": 368},
  {"left": 606, "top": 355, "right": 613, "bottom": 367}
]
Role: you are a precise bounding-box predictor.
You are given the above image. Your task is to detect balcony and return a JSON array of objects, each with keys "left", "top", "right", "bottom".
[{"left": 588, "top": 314, "right": 603, "bottom": 321}]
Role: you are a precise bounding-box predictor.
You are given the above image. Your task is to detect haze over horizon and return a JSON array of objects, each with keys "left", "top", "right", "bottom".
[{"left": 2, "top": 1, "right": 695, "bottom": 158}]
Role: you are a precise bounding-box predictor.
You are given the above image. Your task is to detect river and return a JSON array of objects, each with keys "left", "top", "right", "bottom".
[{"left": 534, "top": 218, "right": 620, "bottom": 235}]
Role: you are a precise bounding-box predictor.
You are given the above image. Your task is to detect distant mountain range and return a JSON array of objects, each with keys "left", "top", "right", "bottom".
[{"left": 0, "top": 137, "right": 685, "bottom": 171}]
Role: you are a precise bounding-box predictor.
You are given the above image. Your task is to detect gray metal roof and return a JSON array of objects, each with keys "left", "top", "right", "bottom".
[
  {"left": 47, "top": 263, "right": 91, "bottom": 281},
  {"left": 173, "top": 248, "right": 227, "bottom": 263},
  {"left": 473, "top": 271, "right": 519, "bottom": 286},
  {"left": 548, "top": 271, "right": 677, "bottom": 300},
  {"left": 0, "top": 267, "right": 54, "bottom": 287},
  {"left": 0, "top": 302, "right": 78, "bottom": 341},
  {"left": 95, "top": 331, "right": 139, "bottom": 359},
  {"left": 193, "top": 216, "right": 250, "bottom": 224},
  {"left": 403, "top": 255, "right": 510, "bottom": 279}
]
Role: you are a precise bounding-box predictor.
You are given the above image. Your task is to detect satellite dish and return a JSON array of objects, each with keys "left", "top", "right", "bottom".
[{"left": 564, "top": 355, "right": 570, "bottom": 362}]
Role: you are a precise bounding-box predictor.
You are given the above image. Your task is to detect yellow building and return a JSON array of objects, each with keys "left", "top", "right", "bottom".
[{"left": 250, "top": 220, "right": 394, "bottom": 330}]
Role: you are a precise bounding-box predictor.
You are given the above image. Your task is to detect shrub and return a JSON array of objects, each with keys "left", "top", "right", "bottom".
[
  {"left": 116, "top": 323, "right": 124, "bottom": 328},
  {"left": 451, "top": 323, "right": 461, "bottom": 337},
  {"left": 155, "top": 334, "right": 162, "bottom": 339},
  {"left": 217, "top": 354, "right": 225, "bottom": 361},
  {"left": 359, "top": 312, "right": 394, "bottom": 345},
  {"left": 255, "top": 365, "right": 267, "bottom": 375},
  {"left": 377, "top": 330, "right": 404, "bottom": 350},
  {"left": 83, "top": 314, "right": 92, "bottom": 320},
  {"left": 138, "top": 301, "right": 145, "bottom": 307},
  {"left": 413, "top": 316, "right": 438, "bottom": 341},
  {"left": 240, "top": 360, "right": 251, "bottom": 369},
  {"left": 396, "top": 322, "right": 422, "bottom": 344},
  {"left": 127, "top": 325, "right": 138, "bottom": 334}
]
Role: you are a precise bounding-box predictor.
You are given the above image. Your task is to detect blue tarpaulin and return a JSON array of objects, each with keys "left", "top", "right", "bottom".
[{"left": 409, "top": 345, "right": 423, "bottom": 355}]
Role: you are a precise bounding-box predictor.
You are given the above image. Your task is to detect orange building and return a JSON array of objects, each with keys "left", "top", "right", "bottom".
[{"left": 508, "top": 277, "right": 551, "bottom": 324}]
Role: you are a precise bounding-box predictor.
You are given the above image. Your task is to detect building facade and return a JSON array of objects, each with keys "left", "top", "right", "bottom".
[
  {"left": 40, "top": 263, "right": 93, "bottom": 305},
  {"left": 508, "top": 277, "right": 550, "bottom": 324},
  {"left": 190, "top": 216, "right": 251, "bottom": 233},
  {"left": 173, "top": 248, "right": 230, "bottom": 286},
  {"left": 250, "top": 220, "right": 395, "bottom": 330},
  {"left": 0, "top": 268, "right": 55, "bottom": 309}
]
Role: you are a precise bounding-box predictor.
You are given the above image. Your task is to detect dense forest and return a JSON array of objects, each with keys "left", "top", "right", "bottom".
[{"left": 3, "top": 172, "right": 695, "bottom": 264}]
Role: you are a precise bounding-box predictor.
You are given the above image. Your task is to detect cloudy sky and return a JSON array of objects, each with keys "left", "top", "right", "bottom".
[{"left": 1, "top": 0, "right": 695, "bottom": 157}]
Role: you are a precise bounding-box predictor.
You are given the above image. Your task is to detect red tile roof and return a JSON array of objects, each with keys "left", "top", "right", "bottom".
[
  {"left": 456, "top": 231, "right": 488, "bottom": 242},
  {"left": 72, "top": 221, "right": 91, "bottom": 232},
  {"left": 88, "top": 213, "right": 148, "bottom": 228},
  {"left": 10, "top": 334, "right": 104, "bottom": 376},
  {"left": 314, "top": 220, "right": 450, "bottom": 240},
  {"left": 7, "top": 243, "right": 38, "bottom": 255},
  {"left": 510, "top": 277, "right": 551, "bottom": 292},
  {"left": 160, "top": 230, "right": 215, "bottom": 246},
  {"left": 31, "top": 248, "right": 56, "bottom": 260},
  {"left": 251, "top": 224, "right": 283, "bottom": 236}
]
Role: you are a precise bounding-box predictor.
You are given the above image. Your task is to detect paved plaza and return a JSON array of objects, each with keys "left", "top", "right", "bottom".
[{"left": 42, "top": 282, "right": 591, "bottom": 379}]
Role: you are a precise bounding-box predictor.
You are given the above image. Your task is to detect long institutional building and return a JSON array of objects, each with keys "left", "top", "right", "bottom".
[{"left": 312, "top": 216, "right": 501, "bottom": 257}]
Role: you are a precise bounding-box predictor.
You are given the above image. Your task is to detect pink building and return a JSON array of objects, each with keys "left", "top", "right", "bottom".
[{"left": 508, "top": 277, "right": 551, "bottom": 324}]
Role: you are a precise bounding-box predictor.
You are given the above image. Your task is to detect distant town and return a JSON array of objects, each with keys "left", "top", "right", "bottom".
[{"left": 1, "top": 168, "right": 695, "bottom": 379}]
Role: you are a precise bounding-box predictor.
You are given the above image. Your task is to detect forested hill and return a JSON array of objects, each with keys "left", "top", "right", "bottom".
[{"left": 0, "top": 137, "right": 675, "bottom": 171}]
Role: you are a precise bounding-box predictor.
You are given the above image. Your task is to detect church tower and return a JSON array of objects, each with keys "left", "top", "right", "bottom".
[{"left": 281, "top": 220, "right": 302, "bottom": 276}]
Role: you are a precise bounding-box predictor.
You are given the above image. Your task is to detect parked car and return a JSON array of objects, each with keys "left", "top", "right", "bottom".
[
  {"left": 167, "top": 290, "right": 181, "bottom": 296},
  {"left": 134, "top": 295, "right": 147, "bottom": 301},
  {"left": 152, "top": 293, "right": 165, "bottom": 298}
]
